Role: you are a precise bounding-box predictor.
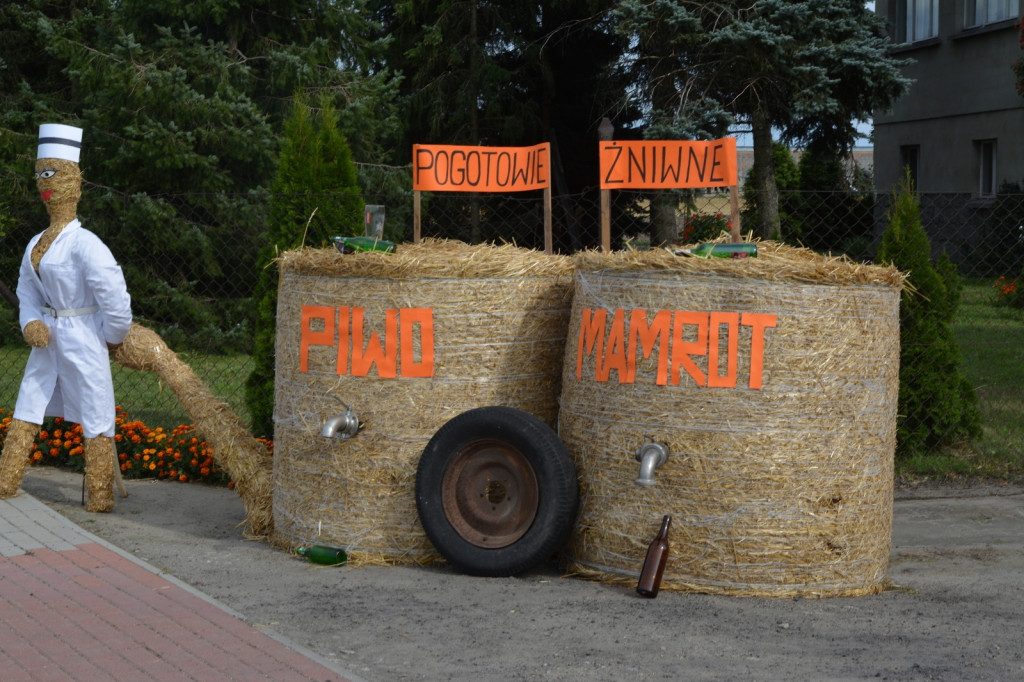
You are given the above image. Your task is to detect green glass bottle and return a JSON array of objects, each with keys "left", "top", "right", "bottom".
[
  {"left": 332, "top": 235, "right": 396, "bottom": 254},
  {"left": 680, "top": 242, "right": 757, "bottom": 259},
  {"left": 296, "top": 545, "right": 348, "bottom": 565}
]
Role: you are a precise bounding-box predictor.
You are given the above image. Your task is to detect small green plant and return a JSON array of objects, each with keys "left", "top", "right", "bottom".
[
  {"left": 876, "top": 170, "right": 981, "bottom": 459},
  {"left": 246, "top": 94, "right": 364, "bottom": 439}
]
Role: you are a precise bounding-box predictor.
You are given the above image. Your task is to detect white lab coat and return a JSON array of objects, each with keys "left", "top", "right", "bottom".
[{"left": 14, "top": 219, "right": 132, "bottom": 438}]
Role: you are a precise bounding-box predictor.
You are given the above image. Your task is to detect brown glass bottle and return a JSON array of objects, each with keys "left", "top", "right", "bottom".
[{"left": 636, "top": 515, "right": 671, "bottom": 598}]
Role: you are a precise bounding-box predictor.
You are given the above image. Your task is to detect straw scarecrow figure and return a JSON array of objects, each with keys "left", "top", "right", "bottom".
[{"left": 0, "top": 124, "right": 133, "bottom": 512}]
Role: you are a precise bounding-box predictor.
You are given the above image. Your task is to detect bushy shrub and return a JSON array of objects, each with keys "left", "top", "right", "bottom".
[
  {"left": 245, "top": 95, "right": 364, "bottom": 439},
  {"left": 680, "top": 212, "right": 731, "bottom": 244},
  {"left": 876, "top": 171, "right": 980, "bottom": 458}
]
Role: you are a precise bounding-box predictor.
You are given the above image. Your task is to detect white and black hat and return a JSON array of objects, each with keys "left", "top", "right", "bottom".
[{"left": 37, "top": 123, "right": 83, "bottom": 163}]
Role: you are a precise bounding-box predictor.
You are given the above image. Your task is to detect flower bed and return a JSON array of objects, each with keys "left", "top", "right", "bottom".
[{"left": 0, "top": 406, "right": 271, "bottom": 487}]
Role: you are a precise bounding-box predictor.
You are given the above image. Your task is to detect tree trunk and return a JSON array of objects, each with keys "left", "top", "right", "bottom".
[
  {"left": 650, "top": 191, "right": 679, "bottom": 246},
  {"left": 751, "top": 111, "right": 780, "bottom": 240}
]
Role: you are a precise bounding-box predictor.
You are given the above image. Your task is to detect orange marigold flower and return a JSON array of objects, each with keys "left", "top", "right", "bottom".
[
  {"left": 148, "top": 462, "right": 156, "bottom": 471},
  {"left": 39, "top": 430, "right": 49, "bottom": 440},
  {"left": 200, "top": 467, "right": 210, "bottom": 476},
  {"left": 49, "top": 448, "right": 59, "bottom": 456},
  {"left": 179, "top": 474, "right": 188, "bottom": 482},
  {"left": 32, "top": 451, "right": 43, "bottom": 462}
]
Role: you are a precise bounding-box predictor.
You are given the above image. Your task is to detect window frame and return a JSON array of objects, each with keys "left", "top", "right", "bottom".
[
  {"left": 964, "top": 0, "right": 1020, "bottom": 28},
  {"left": 897, "top": 0, "right": 940, "bottom": 42},
  {"left": 977, "top": 140, "right": 997, "bottom": 197},
  {"left": 899, "top": 145, "right": 921, "bottom": 191}
]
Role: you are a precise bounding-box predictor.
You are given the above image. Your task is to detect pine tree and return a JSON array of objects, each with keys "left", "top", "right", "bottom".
[
  {"left": 615, "top": 0, "right": 911, "bottom": 240},
  {"left": 245, "top": 96, "right": 363, "bottom": 439},
  {"left": 876, "top": 171, "right": 981, "bottom": 459}
]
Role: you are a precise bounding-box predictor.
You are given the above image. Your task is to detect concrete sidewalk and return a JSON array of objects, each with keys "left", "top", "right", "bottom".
[{"left": 0, "top": 491, "right": 365, "bottom": 682}]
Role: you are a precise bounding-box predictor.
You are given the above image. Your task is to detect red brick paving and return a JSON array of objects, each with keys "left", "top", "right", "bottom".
[{"left": 0, "top": 543, "right": 354, "bottom": 681}]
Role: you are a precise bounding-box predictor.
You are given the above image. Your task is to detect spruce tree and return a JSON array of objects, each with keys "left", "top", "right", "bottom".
[
  {"left": 245, "top": 96, "right": 363, "bottom": 438},
  {"left": 876, "top": 171, "right": 980, "bottom": 459}
]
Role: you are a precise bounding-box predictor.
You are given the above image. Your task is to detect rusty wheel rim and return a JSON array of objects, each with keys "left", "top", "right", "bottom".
[{"left": 440, "top": 439, "right": 540, "bottom": 549}]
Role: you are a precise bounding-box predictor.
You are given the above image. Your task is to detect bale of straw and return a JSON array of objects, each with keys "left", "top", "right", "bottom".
[
  {"left": 560, "top": 242, "right": 905, "bottom": 597},
  {"left": 271, "top": 240, "right": 574, "bottom": 566},
  {"left": 114, "top": 324, "right": 274, "bottom": 538}
]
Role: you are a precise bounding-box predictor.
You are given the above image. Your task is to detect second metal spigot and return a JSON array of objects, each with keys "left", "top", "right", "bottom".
[
  {"left": 321, "top": 402, "right": 360, "bottom": 439},
  {"left": 635, "top": 439, "right": 669, "bottom": 486}
]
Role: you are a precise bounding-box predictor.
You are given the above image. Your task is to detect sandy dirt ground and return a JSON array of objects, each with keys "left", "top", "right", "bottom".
[{"left": 18, "top": 468, "right": 1024, "bottom": 682}]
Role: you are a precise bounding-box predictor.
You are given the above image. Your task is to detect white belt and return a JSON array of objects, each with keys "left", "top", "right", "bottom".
[{"left": 42, "top": 304, "right": 100, "bottom": 318}]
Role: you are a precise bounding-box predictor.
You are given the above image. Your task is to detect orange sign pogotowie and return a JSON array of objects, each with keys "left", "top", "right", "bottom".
[{"left": 413, "top": 143, "right": 550, "bottom": 192}]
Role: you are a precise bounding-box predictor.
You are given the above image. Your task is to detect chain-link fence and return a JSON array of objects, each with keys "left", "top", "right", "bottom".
[{"left": 2, "top": 174, "right": 1023, "bottom": 464}]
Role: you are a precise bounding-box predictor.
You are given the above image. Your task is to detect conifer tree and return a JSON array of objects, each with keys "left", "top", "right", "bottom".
[
  {"left": 245, "top": 96, "right": 363, "bottom": 438},
  {"left": 876, "top": 171, "right": 980, "bottom": 458}
]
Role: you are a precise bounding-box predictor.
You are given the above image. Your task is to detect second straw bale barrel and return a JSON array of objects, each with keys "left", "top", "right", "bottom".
[
  {"left": 560, "top": 242, "right": 906, "bottom": 597},
  {"left": 272, "top": 240, "right": 574, "bottom": 565}
]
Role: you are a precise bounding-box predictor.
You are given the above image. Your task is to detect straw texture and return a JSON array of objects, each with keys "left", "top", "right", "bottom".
[
  {"left": 0, "top": 418, "right": 40, "bottom": 497},
  {"left": 272, "top": 240, "right": 574, "bottom": 565},
  {"left": 114, "top": 324, "right": 274, "bottom": 537},
  {"left": 560, "top": 242, "right": 905, "bottom": 597}
]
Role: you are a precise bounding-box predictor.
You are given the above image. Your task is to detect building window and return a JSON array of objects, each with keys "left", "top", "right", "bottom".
[
  {"left": 977, "top": 140, "right": 996, "bottom": 197},
  {"left": 897, "top": 0, "right": 940, "bottom": 42},
  {"left": 964, "top": 0, "right": 1020, "bottom": 27},
  {"left": 900, "top": 145, "right": 920, "bottom": 190}
]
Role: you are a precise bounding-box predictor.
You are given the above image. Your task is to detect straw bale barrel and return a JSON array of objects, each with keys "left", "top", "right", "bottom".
[
  {"left": 272, "top": 240, "right": 574, "bottom": 565},
  {"left": 560, "top": 242, "right": 905, "bottom": 597}
]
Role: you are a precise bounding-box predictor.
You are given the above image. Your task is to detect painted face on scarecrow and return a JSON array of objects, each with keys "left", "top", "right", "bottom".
[
  {"left": 34, "top": 123, "right": 83, "bottom": 220},
  {"left": 35, "top": 157, "right": 82, "bottom": 210}
]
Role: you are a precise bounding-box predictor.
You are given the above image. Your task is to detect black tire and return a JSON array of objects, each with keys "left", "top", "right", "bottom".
[{"left": 415, "top": 406, "right": 579, "bottom": 577}]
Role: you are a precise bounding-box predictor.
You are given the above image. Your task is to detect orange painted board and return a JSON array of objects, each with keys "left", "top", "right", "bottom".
[
  {"left": 599, "top": 137, "right": 737, "bottom": 189},
  {"left": 412, "top": 143, "right": 550, "bottom": 192}
]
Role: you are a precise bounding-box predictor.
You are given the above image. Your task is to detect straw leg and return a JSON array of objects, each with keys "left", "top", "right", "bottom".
[
  {"left": 83, "top": 435, "right": 115, "bottom": 512},
  {"left": 0, "top": 419, "right": 40, "bottom": 497}
]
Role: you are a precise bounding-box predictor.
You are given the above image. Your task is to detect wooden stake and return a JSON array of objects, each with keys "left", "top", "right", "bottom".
[
  {"left": 543, "top": 186, "right": 553, "bottom": 254},
  {"left": 413, "top": 190, "right": 422, "bottom": 244},
  {"left": 729, "top": 185, "right": 742, "bottom": 241}
]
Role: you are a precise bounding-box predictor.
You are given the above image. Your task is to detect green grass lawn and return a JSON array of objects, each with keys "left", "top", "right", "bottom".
[
  {"left": 0, "top": 346, "right": 254, "bottom": 434},
  {"left": 944, "top": 280, "right": 1024, "bottom": 477}
]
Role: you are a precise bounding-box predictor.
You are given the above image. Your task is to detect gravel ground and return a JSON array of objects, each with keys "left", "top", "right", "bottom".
[{"left": 21, "top": 468, "right": 1024, "bottom": 682}]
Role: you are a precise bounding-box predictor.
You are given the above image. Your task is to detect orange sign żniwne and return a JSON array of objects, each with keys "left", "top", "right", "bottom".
[
  {"left": 413, "top": 143, "right": 550, "bottom": 192},
  {"left": 599, "top": 137, "right": 737, "bottom": 189}
]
